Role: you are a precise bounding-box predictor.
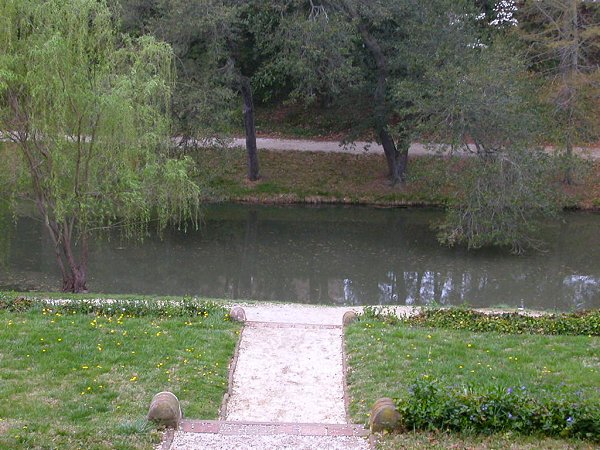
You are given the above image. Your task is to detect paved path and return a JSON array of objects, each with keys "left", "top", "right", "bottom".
[
  {"left": 228, "top": 137, "right": 600, "bottom": 159},
  {"left": 163, "top": 305, "right": 376, "bottom": 450}
]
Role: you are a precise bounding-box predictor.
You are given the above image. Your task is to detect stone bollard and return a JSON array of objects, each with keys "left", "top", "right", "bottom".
[
  {"left": 369, "top": 397, "right": 401, "bottom": 433},
  {"left": 229, "top": 306, "right": 246, "bottom": 323},
  {"left": 342, "top": 310, "right": 358, "bottom": 326},
  {"left": 147, "top": 391, "right": 182, "bottom": 428}
]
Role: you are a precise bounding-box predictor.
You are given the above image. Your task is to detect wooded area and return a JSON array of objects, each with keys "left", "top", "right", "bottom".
[{"left": 1, "top": 0, "right": 600, "bottom": 290}]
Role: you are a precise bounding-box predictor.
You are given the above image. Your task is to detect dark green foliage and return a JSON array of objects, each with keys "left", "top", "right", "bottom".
[
  {"left": 363, "top": 306, "right": 600, "bottom": 336},
  {"left": 396, "top": 379, "right": 599, "bottom": 441},
  {"left": 0, "top": 292, "right": 34, "bottom": 312},
  {"left": 437, "top": 147, "right": 562, "bottom": 253}
]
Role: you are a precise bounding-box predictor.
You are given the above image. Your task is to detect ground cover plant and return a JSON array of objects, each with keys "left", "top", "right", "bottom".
[
  {"left": 391, "top": 308, "right": 600, "bottom": 336},
  {"left": 345, "top": 309, "right": 600, "bottom": 445},
  {"left": 0, "top": 293, "right": 241, "bottom": 449}
]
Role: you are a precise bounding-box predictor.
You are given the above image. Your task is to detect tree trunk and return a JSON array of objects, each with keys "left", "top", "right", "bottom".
[
  {"left": 238, "top": 209, "right": 258, "bottom": 298},
  {"left": 59, "top": 229, "right": 89, "bottom": 293},
  {"left": 62, "top": 266, "right": 88, "bottom": 293},
  {"left": 559, "top": 0, "right": 580, "bottom": 185},
  {"left": 240, "top": 76, "right": 260, "bottom": 181},
  {"left": 355, "top": 21, "right": 407, "bottom": 184},
  {"left": 379, "top": 128, "right": 406, "bottom": 184},
  {"left": 45, "top": 222, "right": 89, "bottom": 293}
]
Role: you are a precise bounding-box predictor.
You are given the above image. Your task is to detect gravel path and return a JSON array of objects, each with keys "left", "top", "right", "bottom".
[
  {"left": 169, "top": 433, "right": 368, "bottom": 450},
  {"left": 166, "top": 304, "right": 373, "bottom": 450},
  {"left": 236, "top": 303, "right": 415, "bottom": 325},
  {"left": 225, "top": 323, "right": 345, "bottom": 423},
  {"left": 229, "top": 137, "right": 600, "bottom": 159}
]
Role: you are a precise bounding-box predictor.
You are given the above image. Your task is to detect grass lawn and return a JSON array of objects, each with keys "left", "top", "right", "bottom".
[
  {"left": 375, "top": 431, "right": 599, "bottom": 449},
  {"left": 345, "top": 316, "right": 599, "bottom": 448},
  {"left": 0, "top": 302, "right": 240, "bottom": 449},
  {"left": 194, "top": 147, "right": 600, "bottom": 210}
]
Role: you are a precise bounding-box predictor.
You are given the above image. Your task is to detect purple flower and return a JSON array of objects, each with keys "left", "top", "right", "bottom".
[
  {"left": 508, "top": 413, "right": 514, "bottom": 419},
  {"left": 567, "top": 416, "right": 574, "bottom": 425},
  {"left": 506, "top": 387, "right": 513, "bottom": 394}
]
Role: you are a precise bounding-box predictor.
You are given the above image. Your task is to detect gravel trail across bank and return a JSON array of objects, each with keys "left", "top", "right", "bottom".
[{"left": 229, "top": 137, "right": 600, "bottom": 159}]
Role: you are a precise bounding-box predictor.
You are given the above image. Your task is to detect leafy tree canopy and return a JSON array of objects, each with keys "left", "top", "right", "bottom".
[{"left": 0, "top": 0, "right": 201, "bottom": 291}]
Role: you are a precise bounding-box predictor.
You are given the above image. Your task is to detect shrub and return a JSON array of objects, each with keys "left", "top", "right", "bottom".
[
  {"left": 0, "top": 292, "right": 228, "bottom": 319},
  {"left": 0, "top": 292, "right": 34, "bottom": 311},
  {"left": 362, "top": 306, "right": 600, "bottom": 336},
  {"left": 396, "top": 379, "right": 600, "bottom": 441}
]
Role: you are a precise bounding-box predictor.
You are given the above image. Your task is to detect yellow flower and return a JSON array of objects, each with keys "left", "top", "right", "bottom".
[{"left": 130, "top": 376, "right": 138, "bottom": 382}]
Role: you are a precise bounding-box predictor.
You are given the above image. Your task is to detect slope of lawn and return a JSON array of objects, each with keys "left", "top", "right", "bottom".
[
  {"left": 345, "top": 310, "right": 599, "bottom": 448},
  {"left": 0, "top": 296, "right": 240, "bottom": 449}
]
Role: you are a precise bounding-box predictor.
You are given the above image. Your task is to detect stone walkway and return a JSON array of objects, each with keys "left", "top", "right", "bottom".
[{"left": 161, "top": 305, "right": 377, "bottom": 450}]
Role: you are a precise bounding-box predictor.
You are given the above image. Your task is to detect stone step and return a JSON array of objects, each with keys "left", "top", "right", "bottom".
[
  {"left": 164, "top": 420, "right": 371, "bottom": 450},
  {"left": 180, "top": 420, "right": 369, "bottom": 437}
]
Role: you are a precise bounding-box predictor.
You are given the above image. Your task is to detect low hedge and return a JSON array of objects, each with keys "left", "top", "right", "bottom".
[
  {"left": 0, "top": 291, "right": 228, "bottom": 318},
  {"left": 364, "top": 306, "right": 600, "bottom": 336},
  {"left": 396, "top": 379, "right": 599, "bottom": 442}
]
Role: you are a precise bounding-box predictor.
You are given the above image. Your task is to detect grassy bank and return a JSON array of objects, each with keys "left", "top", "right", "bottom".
[
  {"left": 0, "top": 294, "right": 240, "bottom": 449},
  {"left": 195, "top": 147, "right": 600, "bottom": 209},
  {"left": 375, "top": 432, "right": 599, "bottom": 449},
  {"left": 345, "top": 310, "right": 599, "bottom": 448}
]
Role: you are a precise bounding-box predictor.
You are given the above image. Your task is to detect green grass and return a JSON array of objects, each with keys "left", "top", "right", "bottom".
[
  {"left": 192, "top": 147, "right": 600, "bottom": 210},
  {"left": 0, "top": 303, "right": 240, "bottom": 449},
  {"left": 345, "top": 316, "right": 599, "bottom": 445},
  {"left": 195, "top": 147, "right": 455, "bottom": 206},
  {"left": 376, "top": 431, "right": 598, "bottom": 449}
]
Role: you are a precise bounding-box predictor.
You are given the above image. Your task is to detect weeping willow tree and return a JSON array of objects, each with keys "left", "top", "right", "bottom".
[{"left": 0, "top": 0, "right": 201, "bottom": 292}]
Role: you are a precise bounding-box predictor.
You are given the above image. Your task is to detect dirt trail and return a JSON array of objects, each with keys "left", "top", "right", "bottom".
[{"left": 229, "top": 137, "right": 600, "bottom": 159}]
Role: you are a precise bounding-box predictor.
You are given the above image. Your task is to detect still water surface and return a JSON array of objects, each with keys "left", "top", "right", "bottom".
[{"left": 1, "top": 204, "right": 599, "bottom": 311}]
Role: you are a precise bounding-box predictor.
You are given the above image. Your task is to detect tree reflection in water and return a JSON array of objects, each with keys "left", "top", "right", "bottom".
[{"left": 2, "top": 205, "right": 599, "bottom": 311}]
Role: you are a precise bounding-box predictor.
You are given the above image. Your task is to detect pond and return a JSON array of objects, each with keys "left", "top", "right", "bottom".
[{"left": 1, "top": 204, "right": 599, "bottom": 311}]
